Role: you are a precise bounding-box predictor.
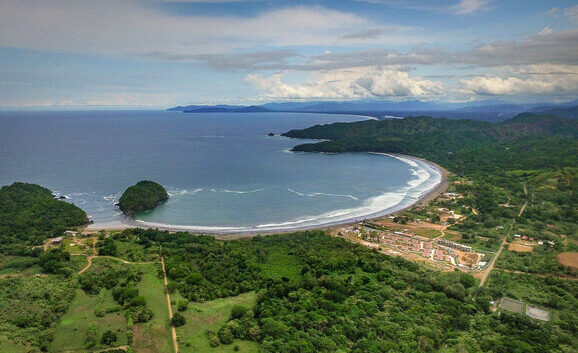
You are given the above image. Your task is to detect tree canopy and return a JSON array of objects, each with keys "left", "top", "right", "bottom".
[{"left": 118, "top": 180, "right": 169, "bottom": 216}]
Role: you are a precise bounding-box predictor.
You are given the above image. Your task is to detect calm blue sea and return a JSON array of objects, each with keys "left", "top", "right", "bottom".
[{"left": 0, "top": 111, "right": 441, "bottom": 232}]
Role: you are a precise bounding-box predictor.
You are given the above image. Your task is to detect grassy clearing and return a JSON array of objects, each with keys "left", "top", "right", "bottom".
[
  {"left": 51, "top": 288, "right": 128, "bottom": 352},
  {"left": 173, "top": 291, "right": 259, "bottom": 353},
  {"left": 133, "top": 263, "right": 173, "bottom": 353},
  {"left": 62, "top": 237, "right": 91, "bottom": 255},
  {"left": 259, "top": 248, "right": 301, "bottom": 281},
  {"left": 0, "top": 255, "right": 41, "bottom": 276},
  {"left": 0, "top": 339, "right": 27, "bottom": 353},
  {"left": 69, "top": 254, "right": 90, "bottom": 273}
]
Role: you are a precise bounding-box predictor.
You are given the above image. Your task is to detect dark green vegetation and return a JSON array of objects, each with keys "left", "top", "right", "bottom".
[
  {"left": 0, "top": 182, "right": 87, "bottom": 255},
  {"left": 108, "top": 228, "right": 576, "bottom": 353},
  {"left": 118, "top": 180, "right": 169, "bottom": 216},
  {"left": 283, "top": 113, "right": 578, "bottom": 175},
  {"left": 0, "top": 275, "right": 77, "bottom": 352}
]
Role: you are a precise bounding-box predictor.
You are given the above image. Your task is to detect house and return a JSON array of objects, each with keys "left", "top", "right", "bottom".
[
  {"left": 537, "top": 241, "right": 544, "bottom": 245},
  {"left": 52, "top": 237, "right": 63, "bottom": 244},
  {"left": 514, "top": 234, "right": 521, "bottom": 238},
  {"left": 522, "top": 236, "right": 528, "bottom": 240}
]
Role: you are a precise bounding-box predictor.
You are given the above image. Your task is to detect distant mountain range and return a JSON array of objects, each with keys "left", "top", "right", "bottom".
[{"left": 168, "top": 99, "right": 578, "bottom": 121}]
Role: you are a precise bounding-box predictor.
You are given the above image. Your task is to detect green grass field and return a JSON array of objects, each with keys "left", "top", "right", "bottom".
[
  {"left": 173, "top": 291, "right": 259, "bottom": 353},
  {"left": 259, "top": 248, "right": 301, "bottom": 281},
  {"left": 133, "top": 263, "right": 174, "bottom": 353},
  {"left": 0, "top": 339, "right": 28, "bottom": 353},
  {"left": 0, "top": 255, "right": 41, "bottom": 276},
  {"left": 51, "top": 288, "right": 128, "bottom": 352}
]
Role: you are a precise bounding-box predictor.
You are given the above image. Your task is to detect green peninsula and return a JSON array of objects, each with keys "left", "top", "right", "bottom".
[{"left": 118, "top": 180, "right": 169, "bottom": 216}]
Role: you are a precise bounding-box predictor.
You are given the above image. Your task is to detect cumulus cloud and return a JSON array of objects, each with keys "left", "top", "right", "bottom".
[
  {"left": 459, "top": 64, "right": 578, "bottom": 96},
  {"left": 245, "top": 67, "right": 445, "bottom": 100}
]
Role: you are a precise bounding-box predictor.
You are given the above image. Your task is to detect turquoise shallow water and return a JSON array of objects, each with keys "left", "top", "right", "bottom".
[{"left": 0, "top": 111, "right": 441, "bottom": 232}]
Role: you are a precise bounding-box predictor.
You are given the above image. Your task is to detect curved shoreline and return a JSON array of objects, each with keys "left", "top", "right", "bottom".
[{"left": 86, "top": 153, "right": 448, "bottom": 236}]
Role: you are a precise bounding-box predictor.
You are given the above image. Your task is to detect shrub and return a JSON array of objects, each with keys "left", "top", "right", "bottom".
[{"left": 172, "top": 312, "right": 186, "bottom": 327}]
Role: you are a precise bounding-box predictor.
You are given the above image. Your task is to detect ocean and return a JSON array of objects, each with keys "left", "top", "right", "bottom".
[{"left": 0, "top": 111, "right": 441, "bottom": 233}]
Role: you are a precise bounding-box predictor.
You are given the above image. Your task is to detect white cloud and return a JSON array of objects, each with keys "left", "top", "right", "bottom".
[
  {"left": 0, "top": 1, "right": 400, "bottom": 57},
  {"left": 245, "top": 67, "right": 445, "bottom": 100},
  {"left": 452, "top": 0, "right": 491, "bottom": 15},
  {"left": 460, "top": 64, "right": 578, "bottom": 96}
]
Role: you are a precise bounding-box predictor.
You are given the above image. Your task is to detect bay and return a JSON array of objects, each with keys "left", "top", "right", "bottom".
[{"left": 0, "top": 111, "right": 441, "bottom": 233}]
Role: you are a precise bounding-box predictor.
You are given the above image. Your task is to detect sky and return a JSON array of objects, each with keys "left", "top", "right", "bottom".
[{"left": 1, "top": 0, "right": 577, "bottom": 109}]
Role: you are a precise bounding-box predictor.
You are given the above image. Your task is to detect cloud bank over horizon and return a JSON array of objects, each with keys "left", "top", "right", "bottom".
[{"left": 0, "top": 0, "right": 577, "bottom": 107}]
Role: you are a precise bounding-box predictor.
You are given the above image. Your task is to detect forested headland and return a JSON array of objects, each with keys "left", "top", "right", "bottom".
[{"left": 282, "top": 113, "right": 578, "bottom": 175}]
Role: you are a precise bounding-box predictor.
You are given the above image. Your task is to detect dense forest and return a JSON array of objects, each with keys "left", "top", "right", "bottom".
[
  {"left": 112, "top": 228, "right": 577, "bottom": 353},
  {"left": 118, "top": 180, "right": 169, "bottom": 216},
  {"left": 0, "top": 182, "right": 87, "bottom": 255}
]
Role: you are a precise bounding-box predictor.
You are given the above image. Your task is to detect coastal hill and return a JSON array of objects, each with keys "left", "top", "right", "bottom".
[
  {"left": 183, "top": 105, "right": 272, "bottom": 113},
  {"left": 118, "top": 180, "right": 169, "bottom": 216},
  {"left": 0, "top": 182, "right": 88, "bottom": 254},
  {"left": 282, "top": 113, "right": 578, "bottom": 175}
]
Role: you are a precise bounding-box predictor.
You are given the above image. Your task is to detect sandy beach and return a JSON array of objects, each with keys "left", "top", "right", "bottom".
[{"left": 84, "top": 153, "right": 449, "bottom": 238}]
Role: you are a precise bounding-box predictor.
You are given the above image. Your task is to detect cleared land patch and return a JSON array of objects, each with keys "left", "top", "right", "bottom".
[
  {"left": 133, "top": 263, "right": 173, "bottom": 353},
  {"left": 174, "top": 291, "right": 259, "bottom": 353},
  {"left": 500, "top": 297, "right": 525, "bottom": 314},
  {"left": 557, "top": 252, "right": 578, "bottom": 270},
  {"left": 508, "top": 242, "right": 533, "bottom": 253},
  {"left": 51, "top": 288, "right": 128, "bottom": 352}
]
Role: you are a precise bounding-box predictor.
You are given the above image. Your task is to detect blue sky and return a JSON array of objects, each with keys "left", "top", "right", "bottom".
[{"left": 1, "top": 0, "right": 577, "bottom": 108}]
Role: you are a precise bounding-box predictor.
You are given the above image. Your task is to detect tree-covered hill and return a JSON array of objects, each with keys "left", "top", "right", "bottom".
[
  {"left": 0, "top": 182, "right": 88, "bottom": 254},
  {"left": 118, "top": 180, "right": 169, "bottom": 216},
  {"left": 283, "top": 113, "right": 578, "bottom": 175}
]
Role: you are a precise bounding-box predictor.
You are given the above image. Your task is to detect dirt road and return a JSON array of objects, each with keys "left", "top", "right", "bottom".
[{"left": 161, "top": 256, "right": 179, "bottom": 353}]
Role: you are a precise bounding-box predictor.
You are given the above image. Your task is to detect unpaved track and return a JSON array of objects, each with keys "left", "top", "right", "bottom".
[
  {"left": 480, "top": 191, "right": 529, "bottom": 287},
  {"left": 161, "top": 256, "right": 179, "bottom": 353}
]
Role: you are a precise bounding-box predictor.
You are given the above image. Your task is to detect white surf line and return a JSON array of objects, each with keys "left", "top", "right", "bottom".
[
  {"left": 206, "top": 188, "right": 265, "bottom": 194},
  {"left": 288, "top": 188, "right": 358, "bottom": 200},
  {"left": 221, "top": 188, "right": 265, "bottom": 194},
  {"left": 133, "top": 219, "right": 248, "bottom": 232},
  {"left": 167, "top": 188, "right": 204, "bottom": 197}
]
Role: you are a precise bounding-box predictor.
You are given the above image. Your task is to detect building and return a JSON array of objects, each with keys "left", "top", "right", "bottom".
[
  {"left": 435, "top": 239, "right": 472, "bottom": 252},
  {"left": 52, "top": 237, "right": 63, "bottom": 244}
]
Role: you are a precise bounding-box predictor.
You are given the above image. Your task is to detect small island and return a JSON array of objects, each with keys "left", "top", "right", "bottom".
[{"left": 117, "top": 180, "right": 169, "bottom": 216}]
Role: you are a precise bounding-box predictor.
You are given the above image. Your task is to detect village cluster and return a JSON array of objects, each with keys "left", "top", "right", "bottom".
[{"left": 339, "top": 223, "right": 486, "bottom": 271}]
